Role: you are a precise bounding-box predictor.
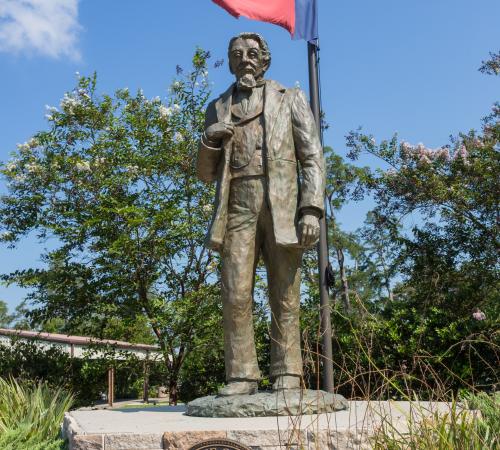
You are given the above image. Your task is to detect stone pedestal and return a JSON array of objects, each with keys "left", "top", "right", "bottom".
[
  {"left": 63, "top": 401, "right": 459, "bottom": 450},
  {"left": 186, "top": 390, "right": 348, "bottom": 417}
]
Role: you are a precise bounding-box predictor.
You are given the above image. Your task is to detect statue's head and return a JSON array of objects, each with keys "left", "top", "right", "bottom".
[{"left": 228, "top": 32, "right": 271, "bottom": 90}]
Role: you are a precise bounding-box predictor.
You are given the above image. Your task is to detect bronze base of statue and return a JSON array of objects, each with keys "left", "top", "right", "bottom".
[{"left": 186, "top": 389, "right": 348, "bottom": 418}]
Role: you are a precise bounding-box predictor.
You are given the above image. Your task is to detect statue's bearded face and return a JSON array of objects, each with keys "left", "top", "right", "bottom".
[{"left": 229, "top": 38, "right": 266, "bottom": 90}]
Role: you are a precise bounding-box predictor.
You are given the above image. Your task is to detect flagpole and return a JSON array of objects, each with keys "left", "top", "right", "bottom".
[{"left": 307, "top": 40, "right": 334, "bottom": 394}]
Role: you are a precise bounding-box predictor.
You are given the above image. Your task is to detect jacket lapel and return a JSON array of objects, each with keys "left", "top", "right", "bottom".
[
  {"left": 264, "top": 80, "right": 286, "bottom": 155},
  {"left": 215, "top": 83, "right": 234, "bottom": 124}
]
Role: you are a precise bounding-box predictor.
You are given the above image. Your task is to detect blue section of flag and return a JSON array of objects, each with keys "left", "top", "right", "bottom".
[{"left": 294, "top": 0, "right": 318, "bottom": 43}]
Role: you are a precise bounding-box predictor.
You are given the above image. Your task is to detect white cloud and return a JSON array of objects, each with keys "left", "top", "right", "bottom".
[{"left": 0, "top": 0, "right": 82, "bottom": 60}]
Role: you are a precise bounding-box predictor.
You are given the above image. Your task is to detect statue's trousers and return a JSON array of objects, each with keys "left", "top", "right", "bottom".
[{"left": 221, "top": 175, "right": 303, "bottom": 381}]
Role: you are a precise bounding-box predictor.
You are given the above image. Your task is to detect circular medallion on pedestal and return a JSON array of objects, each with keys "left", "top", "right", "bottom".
[{"left": 189, "top": 438, "right": 251, "bottom": 450}]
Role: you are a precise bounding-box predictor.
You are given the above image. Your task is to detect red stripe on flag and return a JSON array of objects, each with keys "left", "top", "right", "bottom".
[{"left": 213, "top": 0, "right": 295, "bottom": 35}]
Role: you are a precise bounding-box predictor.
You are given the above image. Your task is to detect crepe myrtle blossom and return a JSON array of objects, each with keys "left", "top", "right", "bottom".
[
  {"left": 16, "top": 140, "right": 41, "bottom": 156},
  {"left": 5, "top": 160, "right": 18, "bottom": 172},
  {"left": 75, "top": 161, "right": 91, "bottom": 172},
  {"left": 77, "top": 89, "right": 90, "bottom": 100},
  {"left": 25, "top": 162, "right": 42, "bottom": 174},
  {"left": 125, "top": 165, "right": 140, "bottom": 175},
  {"left": 472, "top": 138, "right": 485, "bottom": 148},
  {"left": 158, "top": 105, "right": 173, "bottom": 119},
  {"left": 472, "top": 309, "right": 486, "bottom": 321},
  {"left": 60, "top": 92, "right": 82, "bottom": 113},
  {"left": 454, "top": 144, "right": 470, "bottom": 165},
  {"left": 173, "top": 132, "right": 184, "bottom": 143},
  {"left": 400, "top": 141, "right": 411, "bottom": 150},
  {"left": 14, "top": 174, "right": 27, "bottom": 183},
  {"left": 28, "top": 138, "right": 38, "bottom": 147},
  {"left": 434, "top": 147, "right": 451, "bottom": 161},
  {"left": 399, "top": 141, "right": 451, "bottom": 163},
  {"left": 207, "top": 259, "right": 218, "bottom": 273},
  {"left": 93, "top": 157, "right": 106, "bottom": 166},
  {"left": 16, "top": 142, "right": 32, "bottom": 153}
]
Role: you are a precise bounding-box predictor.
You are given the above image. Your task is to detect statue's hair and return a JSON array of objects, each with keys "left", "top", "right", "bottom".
[{"left": 228, "top": 32, "right": 271, "bottom": 74}]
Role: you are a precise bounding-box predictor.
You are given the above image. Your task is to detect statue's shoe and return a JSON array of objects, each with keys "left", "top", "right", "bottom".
[
  {"left": 272, "top": 375, "right": 301, "bottom": 391},
  {"left": 218, "top": 381, "right": 258, "bottom": 396}
]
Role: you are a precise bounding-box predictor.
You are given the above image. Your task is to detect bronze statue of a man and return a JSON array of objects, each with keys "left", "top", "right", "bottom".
[{"left": 197, "top": 32, "right": 325, "bottom": 396}]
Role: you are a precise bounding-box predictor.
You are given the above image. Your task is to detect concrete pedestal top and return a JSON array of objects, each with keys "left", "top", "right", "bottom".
[{"left": 63, "top": 401, "right": 460, "bottom": 450}]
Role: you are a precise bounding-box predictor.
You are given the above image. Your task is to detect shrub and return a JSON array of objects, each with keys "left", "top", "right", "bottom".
[
  {"left": 0, "top": 377, "right": 73, "bottom": 450},
  {"left": 371, "top": 394, "right": 499, "bottom": 449},
  {"left": 0, "top": 339, "right": 166, "bottom": 407}
]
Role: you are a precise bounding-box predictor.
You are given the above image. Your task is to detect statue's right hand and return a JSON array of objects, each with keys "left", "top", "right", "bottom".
[{"left": 205, "top": 122, "right": 234, "bottom": 145}]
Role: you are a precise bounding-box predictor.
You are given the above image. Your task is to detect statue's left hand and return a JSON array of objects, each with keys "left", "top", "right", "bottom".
[{"left": 298, "top": 213, "right": 320, "bottom": 247}]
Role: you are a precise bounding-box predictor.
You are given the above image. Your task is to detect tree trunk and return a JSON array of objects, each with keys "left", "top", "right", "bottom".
[
  {"left": 168, "top": 377, "right": 178, "bottom": 405},
  {"left": 385, "top": 280, "right": 394, "bottom": 303},
  {"left": 336, "top": 247, "right": 351, "bottom": 312}
]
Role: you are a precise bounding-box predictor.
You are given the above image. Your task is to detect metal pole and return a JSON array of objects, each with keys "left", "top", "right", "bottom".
[{"left": 307, "top": 41, "right": 334, "bottom": 393}]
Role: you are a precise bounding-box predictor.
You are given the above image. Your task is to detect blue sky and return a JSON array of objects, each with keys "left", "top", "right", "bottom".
[{"left": 0, "top": 0, "right": 498, "bottom": 312}]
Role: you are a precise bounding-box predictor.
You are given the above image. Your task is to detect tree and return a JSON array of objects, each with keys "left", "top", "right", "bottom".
[
  {"left": 480, "top": 51, "right": 500, "bottom": 75},
  {"left": 0, "top": 49, "right": 223, "bottom": 404},
  {"left": 0, "top": 300, "right": 14, "bottom": 328},
  {"left": 340, "top": 58, "right": 499, "bottom": 392}
]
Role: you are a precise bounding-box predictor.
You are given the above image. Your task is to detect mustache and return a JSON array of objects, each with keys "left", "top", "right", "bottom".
[{"left": 237, "top": 62, "right": 257, "bottom": 72}]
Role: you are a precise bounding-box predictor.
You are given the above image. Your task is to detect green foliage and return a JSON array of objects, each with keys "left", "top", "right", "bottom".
[
  {"left": 0, "top": 43, "right": 497, "bottom": 418},
  {"left": 312, "top": 62, "right": 500, "bottom": 398},
  {"left": 0, "top": 339, "right": 165, "bottom": 407},
  {"left": 0, "top": 49, "right": 223, "bottom": 403},
  {"left": 0, "top": 300, "right": 14, "bottom": 327},
  {"left": 372, "top": 394, "right": 500, "bottom": 449},
  {"left": 0, "top": 377, "right": 73, "bottom": 450},
  {"left": 480, "top": 51, "right": 500, "bottom": 75},
  {"left": 463, "top": 391, "right": 500, "bottom": 444}
]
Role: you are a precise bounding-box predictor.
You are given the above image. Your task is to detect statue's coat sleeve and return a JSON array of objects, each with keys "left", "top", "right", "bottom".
[
  {"left": 196, "top": 99, "right": 221, "bottom": 183},
  {"left": 291, "top": 88, "right": 325, "bottom": 217}
]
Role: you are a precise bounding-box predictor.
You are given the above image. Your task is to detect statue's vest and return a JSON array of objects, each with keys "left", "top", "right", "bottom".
[{"left": 230, "top": 101, "right": 265, "bottom": 178}]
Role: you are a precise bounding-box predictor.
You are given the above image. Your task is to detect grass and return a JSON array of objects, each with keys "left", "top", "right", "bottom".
[
  {"left": 370, "top": 394, "right": 499, "bottom": 449},
  {"left": 116, "top": 400, "right": 173, "bottom": 409},
  {"left": 0, "top": 377, "right": 74, "bottom": 450}
]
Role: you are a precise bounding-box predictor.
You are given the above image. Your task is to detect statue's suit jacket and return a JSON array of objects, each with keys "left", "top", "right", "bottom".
[{"left": 197, "top": 79, "right": 325, "bottom": 251}]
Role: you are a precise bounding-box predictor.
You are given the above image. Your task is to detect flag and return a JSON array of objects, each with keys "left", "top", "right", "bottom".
[{"left": 212, "top": 0, "right": 318, "bottom": 43}]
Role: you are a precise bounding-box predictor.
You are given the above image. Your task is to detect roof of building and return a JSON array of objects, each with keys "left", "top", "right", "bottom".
[{"left": 0, "top": 327, "right": 159, "bottom": 352}]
